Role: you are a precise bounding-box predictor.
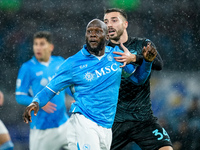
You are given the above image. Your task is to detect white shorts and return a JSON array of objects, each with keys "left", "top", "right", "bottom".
[
  {"left": 30, "top": 120, "right": 68, "bottom": 150},
  {"left": 63, "top": 113, "right": 112, "bottom": 150},
  {"left": 0, "top": 120, "right": 8, "bottom": 134}
]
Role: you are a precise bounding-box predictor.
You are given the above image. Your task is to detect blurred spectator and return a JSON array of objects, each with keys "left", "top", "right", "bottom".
[
  {"left": 172, "top": 121, "right": 192, "bottom": 150},
  {"left": 186, "top": 96, "right": 200, "bottom": 130}
]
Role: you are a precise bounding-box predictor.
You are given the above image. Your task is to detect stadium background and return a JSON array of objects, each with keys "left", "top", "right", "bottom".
[{"left": 0, "top": 0, "right": 200, "bottom": 149}]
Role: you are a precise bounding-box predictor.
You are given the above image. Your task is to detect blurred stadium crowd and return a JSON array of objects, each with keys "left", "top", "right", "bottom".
[{"left": 0, "top": 0, "right": 200, "bottom": 149}]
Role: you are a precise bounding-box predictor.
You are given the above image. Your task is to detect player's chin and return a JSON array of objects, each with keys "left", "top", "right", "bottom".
[
  {"left": 90, "top": 43, "right": 99, "bottom": 49},
  {"left": 36, "top": 56, "right": 44, "bottom": 61},
  {"left": 109, "top": 35, "right": 119, "bottom": 41}
]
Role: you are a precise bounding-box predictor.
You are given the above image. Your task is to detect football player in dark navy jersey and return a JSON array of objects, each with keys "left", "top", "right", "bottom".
[{"left": 104, "top": 8, "right": 173, "bottom": 150}]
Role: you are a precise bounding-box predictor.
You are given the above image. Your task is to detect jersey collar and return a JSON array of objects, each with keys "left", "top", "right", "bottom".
[{"left": 32, "top": 56, "right": 52, "bottom": 65}]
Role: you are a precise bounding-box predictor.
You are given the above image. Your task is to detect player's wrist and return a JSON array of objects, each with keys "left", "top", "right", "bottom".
[
  {"left": 130, "top": 54, "right": 136, "bottom": 63},
  {"left": 32, "top": 98, "right": 40, "bottom": 106},
  {"left": 143, "top": 59, "right": 153, "bottom": 64}
]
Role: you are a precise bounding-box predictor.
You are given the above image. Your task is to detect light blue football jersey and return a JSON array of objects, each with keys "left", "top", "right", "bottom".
[
  {"left": 33, "top": 45, "right": 152, "bottom": 128},
  {"left": 16, "top": 56, "right": 69, "bottom": 129}
]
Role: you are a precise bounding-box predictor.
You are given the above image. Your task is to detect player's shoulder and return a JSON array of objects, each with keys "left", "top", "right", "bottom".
[
  {"left": 130, "top": 37, "right": 150, "bottom": 42},
  {"left": 130, "top": 37, "right": 153, "bottom": 47},
  {"left": 20, "top": 58, "right": 35, "bottom": 69},
  {"left": 105, "top": 45, "right": 121, "bottom": 53},
  {"left": 58, "top": 55, "right": 75, "bottom": 69},
  {"left": 51, "top": 55, "right": 65, "bottom": 62}
]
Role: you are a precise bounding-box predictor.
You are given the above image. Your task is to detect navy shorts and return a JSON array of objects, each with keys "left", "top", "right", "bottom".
[{"left": 111, "top": 119, "right": 173, "bottom": 150}]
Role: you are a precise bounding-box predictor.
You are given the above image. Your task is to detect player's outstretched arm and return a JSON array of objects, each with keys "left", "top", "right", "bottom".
[
  {"left": 135, "top": 41, "right": 162, "bottom": 70},
  {"left": 23, "top": 102, "right": 39, "bottom": 123},
  {"left": 128, "top": 44, "right": 157, "bottom": 84}
]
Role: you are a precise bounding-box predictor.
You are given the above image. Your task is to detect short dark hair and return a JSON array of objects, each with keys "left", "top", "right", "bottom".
[
  {"left": 104, "top": 8, "right": 128, "bottom": 21},
  {"left": 33, "top": 31, "right": 53, "bottom": 43}
]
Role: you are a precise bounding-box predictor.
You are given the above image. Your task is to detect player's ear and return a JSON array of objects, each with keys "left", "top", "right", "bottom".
[
  {"left": 50, "top": 44, "right": 54, "bottom": 52},
  {"left": 124, "top": 21, "right": 128, "bottom": 29}
]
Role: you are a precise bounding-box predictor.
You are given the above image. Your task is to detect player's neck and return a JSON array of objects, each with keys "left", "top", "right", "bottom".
[
  {"left": 111, "top": 30, "right": 128, "bottom": 44},
  {"left": 37, "top": 56, "right": 51, "bottom": 63},
  {"left": 89, "top": 49, "right": 105, "bottom": 56}
]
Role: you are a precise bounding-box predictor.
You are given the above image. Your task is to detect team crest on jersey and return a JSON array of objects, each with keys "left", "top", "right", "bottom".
[
  {"left": 107, "top": 55, "right": 113, "bottom": 61},
  {"left": 83, "top": 144, "right": 90, "bottom": 150},
  {"left": 84, "top": 72, "right": 94, "bottom": 81}
]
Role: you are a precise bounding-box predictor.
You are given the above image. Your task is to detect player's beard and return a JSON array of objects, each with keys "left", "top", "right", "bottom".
[
  {"left": 86, "top": 39, "right": 106, "bottom": 56},
  {"left": 109, "top": 27, "right": 124, "bottom": 42}
]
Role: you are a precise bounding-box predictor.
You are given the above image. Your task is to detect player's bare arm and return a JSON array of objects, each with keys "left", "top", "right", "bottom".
[
  {"left": 113, "top": 43, "right": 136, "bottom": 67},
  {"left": 23, "top": 102, "right": 39, "bottom": 123},
  {"left": 142, "top": 42, "right": 157, "bottom": 62}
]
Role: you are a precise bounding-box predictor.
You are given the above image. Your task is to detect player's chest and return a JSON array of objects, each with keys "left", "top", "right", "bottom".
[{"left": 73, "top": 57, "right": 122, "bottom": 84}]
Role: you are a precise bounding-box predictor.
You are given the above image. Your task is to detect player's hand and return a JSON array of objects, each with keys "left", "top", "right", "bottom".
[
  {"left": 42, "top": 102, "right": 57, "bottom": 113},
  {"left": 23, "top": 102, "right": 39, "bottom": 124},
  {"left": 142, "top": 43, "right": 157, "bottom": 62},
  {"left": 0, "top": 91, "right": 4, "bottom": 106},
  {"left": 113, "top": 43, "right": 136, "bottom": 67}
]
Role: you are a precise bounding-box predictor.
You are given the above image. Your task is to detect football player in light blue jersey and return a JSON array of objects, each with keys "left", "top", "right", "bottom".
[
  {"left": 15, "top": 31, "right": 72, "bottom": 150},
  {"left": 0, "top": 91, "right": 14, "bottom": 150},
  {"left": 23, "top": 19, "right": 157, "bottom": 150}
]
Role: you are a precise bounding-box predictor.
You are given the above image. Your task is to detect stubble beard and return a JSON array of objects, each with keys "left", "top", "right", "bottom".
[{"left": 110, "top": 28, "right": 124, "bottom": 43}]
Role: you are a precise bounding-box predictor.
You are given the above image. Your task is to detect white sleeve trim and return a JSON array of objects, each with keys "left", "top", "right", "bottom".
[{"left": 46, "top": 86, "right": 58, "bottom": 95}]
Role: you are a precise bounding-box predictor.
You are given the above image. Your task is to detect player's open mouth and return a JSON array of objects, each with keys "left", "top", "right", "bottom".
[
  {"left": 36, "top": 52, "right": 42, "bottom": 56},
  {"left": 89, "top": 40, "right": 98, "bottom": 44},
  {"left": 108, "top": 29, "right": 115, "bottom": 35}
]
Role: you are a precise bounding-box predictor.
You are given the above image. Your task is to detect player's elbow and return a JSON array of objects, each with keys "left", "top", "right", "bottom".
[
  {"left": 156, "top": 64, "right": 163, "bottom": 71},
  {"left": 16, "top": 95, "right": 23, "bottom": 105},
  {"left": 15, "top": 95, "right": 27, "bottom": 106},
  {"left": 152, "top": 62, "right": 163, "bottom": 71}
]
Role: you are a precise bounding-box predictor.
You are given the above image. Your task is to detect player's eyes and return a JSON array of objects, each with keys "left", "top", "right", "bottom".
[
  {"left": 112, "top": 19, "right": 117, "bottom": 22},
  {"left": 40, "top": 43, "right": 45, "bottom": 46}
]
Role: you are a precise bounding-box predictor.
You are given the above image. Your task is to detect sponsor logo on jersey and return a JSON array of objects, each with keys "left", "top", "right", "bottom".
[
  {"left": 84, "top": 63, "right": 119, "bottom": 81},
  {"left": 80, "top": 64, "right": 88, "bottom": 69},
  {"left": 84, "top": 72, "right": 94, "bottom": 81},
  {"left": 95, "top": 63, "right": 118, "bottom": 78}
]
